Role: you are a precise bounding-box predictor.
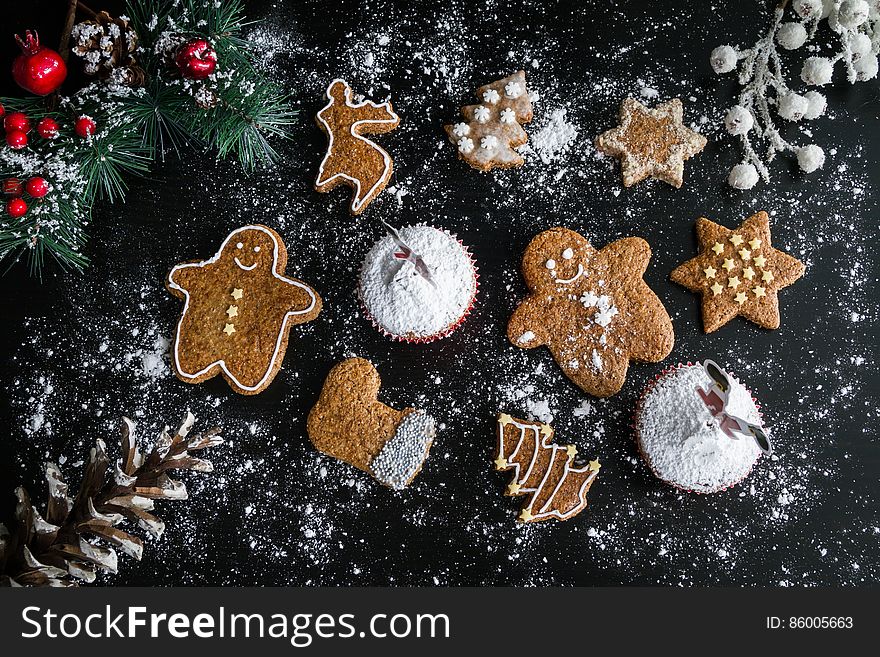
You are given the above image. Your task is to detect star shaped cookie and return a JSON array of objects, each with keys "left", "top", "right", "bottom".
[
  {"left": 595, "top": 97, "right": 707, "bottom": 188},
  {"left": 670, "top": 211, "right": 805, "bottom": 333},
  {"left": 508, "top": 227, "right": 674, "bottom": 397}
]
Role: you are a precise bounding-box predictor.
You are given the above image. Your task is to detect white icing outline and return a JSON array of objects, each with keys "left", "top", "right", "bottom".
[
  {"left": 315, "top": 79, "right": 399, "bottom": 213},
  {"left": 497, "top": 417, "right": 597, "bottom": 521},
  {"left": 234, "top": 257, "right": 257, "bottom": 271},
  {"left": 167, "top": 225, "right": 318, "bottom": 393},
  {"left": 555, "top": 263, "right": 584, "bottom": 284}
]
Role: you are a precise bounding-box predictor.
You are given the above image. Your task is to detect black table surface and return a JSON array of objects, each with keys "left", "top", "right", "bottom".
[{"left": 1, "top": 0, "right": 878, "bottom": 586}]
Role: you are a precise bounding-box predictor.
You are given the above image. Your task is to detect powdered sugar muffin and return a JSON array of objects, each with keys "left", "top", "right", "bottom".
[
  {"left": 635, "top": 363, "right": 765, "bottom": 493},
  {"left": 358, "top": 224, "right": 478, "bottom": 342}
]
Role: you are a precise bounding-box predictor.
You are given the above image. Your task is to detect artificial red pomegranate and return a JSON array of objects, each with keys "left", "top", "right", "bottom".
[
  {"left": 175, "top": 39, "right": 217, "bottom": 80},
  {"left": 12, "top": 30, "right": 67, "bottom": 96}
]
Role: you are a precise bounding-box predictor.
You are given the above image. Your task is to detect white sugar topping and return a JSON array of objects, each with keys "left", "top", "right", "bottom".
[
  {"left": 359, "top": 225, "right": 476, "bottom": 339},
  {"left": 369, "top": 411, "right": 436, "bottom": 490},
  {"left": 637, "top": 365, "right": 763, "bottom": 493}
]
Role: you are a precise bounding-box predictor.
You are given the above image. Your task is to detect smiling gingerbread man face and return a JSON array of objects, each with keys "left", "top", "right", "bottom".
[
  {"left": 508, "top": 227, "right": 674, "bottom": 398},
  {"left": 222, "top": 227, "right": 279, "bottom": 273}
]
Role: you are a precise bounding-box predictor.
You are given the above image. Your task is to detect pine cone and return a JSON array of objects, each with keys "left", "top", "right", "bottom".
[
  {"left": 70, "top": 11, "right": 145, "bottom": 86},
  {"left": 0, "top": 413, "right": 223, "bottom": 587}
]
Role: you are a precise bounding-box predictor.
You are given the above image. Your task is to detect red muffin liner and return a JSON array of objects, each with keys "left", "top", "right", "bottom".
[
  {"left": 632, "top": 361, "right": 764, "bottom": 494},
  {"left": 358, "top": 225, "right": 479, "bottom": 344}
]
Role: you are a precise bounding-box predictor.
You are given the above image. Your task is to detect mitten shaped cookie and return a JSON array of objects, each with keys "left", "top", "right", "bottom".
[
  {"left": 507, "top": 227, "right": 674, "bottom": 397},
  {"left": 315, "top": 78, "right": 400, "bottom": 214},
  {"left": 307, "top": 358, "right": 436, "bottom": 490},
  {"left": 166, "top": 225, "right": 322, "bottom": 395}
]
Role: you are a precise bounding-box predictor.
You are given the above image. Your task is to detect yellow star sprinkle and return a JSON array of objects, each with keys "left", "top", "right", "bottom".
[
  {"left": 519, "top": 508, "right": 534, "bottom": 522},
  {"left": 734, "top": 291, "right": 747, "bottom": 304},
  {"left": 704, "top": 266, "right": 717, "bottom": 279},
  {"left": 730, "top": 234, "right": 744, "bottom": 246},
  {"left": 738, "top": 248, "right": 752, "bottom": 261},
  {"left": 762, "top": 270, "right": 774, "bottom": 282},
  {"left": 711, "top": 242, "right": 724, "bottom": 255},
  {"left": 753, "top": 286, "right": 766, "bottom": 298},
  {"left": 566, "top": 444, "right": 577, "bottom": 459},
  {"left": 494, "top": 456, "right": 508, "bottom": 469},
  {"left": 749, "top": 237, "right": 762, "bottom": 250},
  {"left": 540, "top": 424, "right": 552, "bottom": 438},
  {"left": 507, "top": 482, "right": 521, "bottom": 495},
  {"left": 753, "top": 255, "right": 767, "bottom": 268},
  {"left": 498, "top": 413, "right": 512, "bottom": 426},
  {"left": 742, "top": 267, "right": 755, "bottom": 280},
  {"left": 710, "top": 282, "right": 724, "bottom": 296},
  {"left": 222, "top": 323, "right": 236, "bottom": 336},
  {"left": 588, "top": 459, "right": 602, "bottom": 472},
  {"left": 231, "top": 288, "right": 244, "bottom": 300},
  {"left": 722, "top": 258, "right": 735, "bottom": 272},
  {"left": 226, "top": 305, "right": 238, "bottom": 318},
  {"left": 728, "top": 276, "right": 740, "bottom": 289}
]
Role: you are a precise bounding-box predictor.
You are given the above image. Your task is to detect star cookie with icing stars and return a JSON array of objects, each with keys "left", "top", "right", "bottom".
[
  {"left": 671, "top": 211, "right": 805, "bottom": 333},
  {"left": 596, "top": 97, "right": 707, "bottom": 188}
]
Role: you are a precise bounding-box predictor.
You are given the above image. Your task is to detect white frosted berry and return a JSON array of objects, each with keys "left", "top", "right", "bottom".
[
  {"left": 803, "top": 91, "right": 827, "bottom": 119},
  {"left": 801, "top": 56, "right": 834, "bottom": 85},
  {"left": 838, "top": 0, "right": 870, "bottom": 28},
  {"left": 776, "top": 22, "right": 808, "bottom": 50},
  {"left": 778, "top": 92, "right": 809, "bottom": 121},
  {"left": 710, "top": 45, "right": 738, "bottom": 74},
  {"left": 728, "top": 163, "right": 759, "bottom": 190},
  {"left": 848, "top": 32, "right": 872, "bottom": 60},
  {"left": 854, "top": 53, "right": 879, "bottom": 81},
  {"left": 797, "top": 144, "right": 825, "bottom": 173},
  {"left": 793, "top": 0, "right": 823, "bottom": 18},
  {"left": 724, "top": 105, "right": 754, "bottom": 135}
]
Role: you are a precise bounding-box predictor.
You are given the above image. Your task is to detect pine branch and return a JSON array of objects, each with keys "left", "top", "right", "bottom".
[{"left": 0, "top": 413, "right": 223, "bottom": 587}]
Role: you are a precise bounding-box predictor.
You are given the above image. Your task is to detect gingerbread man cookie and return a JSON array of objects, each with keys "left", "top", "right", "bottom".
[
  {"left": 307, "top": 358, "right": 436, "bottom": 490},
  {"left": 444, "top": 70, "right": 533, "bottom": 172},
  {"left": 166, "top": 225, "right": 322, "bottom": 395},
  {"left": 670, "top": 211, "right": 805, "bottom": 333},
  {"left": 507, "top": 227, "right": 674, "bottom": 398},
  {"left": 495, "top": 413, "right": 600, "bottom": 523},
  {"left": 315, "top": 79, "right": 400, "bottom": 215}
]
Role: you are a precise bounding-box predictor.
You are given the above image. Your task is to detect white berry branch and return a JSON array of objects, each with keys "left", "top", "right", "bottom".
[{"left": 711, "top": 0, "right": 879, "bottom": 189}]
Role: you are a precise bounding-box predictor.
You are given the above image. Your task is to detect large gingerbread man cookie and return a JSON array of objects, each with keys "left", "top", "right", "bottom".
[
  {"left": 166, "top": 225, "right": 322, "bottom": 395},
  {"left": 507, "top": 227, "right": 674, "bottom": 397},
  {"left": 315, "top": 78, "right": 400, "bottom": 215},
  {"left": 307, "top": 358, "right": 436, "bottom": 490}
]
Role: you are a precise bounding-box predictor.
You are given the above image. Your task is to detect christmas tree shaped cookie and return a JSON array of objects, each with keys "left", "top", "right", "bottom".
[
  {"left": 315, "top": 78, "right": 400, "bottom": 214},
  {"left": 166, "top": 225, "right": 322, "bottom": 395},
  {"left": 494, "top": 413, "right": 600, "bottom": 523},
  {"left": 508, "top": 227, "right": 674, "bottom": 398},
  {"left": 444, "top": 70, "right": 533, "bottom": 171},
  {"left": 671, "top": 211, "right": 805, "bottom": 332}
]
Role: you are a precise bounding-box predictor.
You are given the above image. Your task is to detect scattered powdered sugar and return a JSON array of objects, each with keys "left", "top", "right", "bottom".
[
  {"left": 636, "top": 365, "right": 762, "bottom": 493},
  {"left": 530, "top": 107, "right": 579, "bottom": 165},
  {"left": 358, "top": 225, "right": 476, "bottom": 339}
]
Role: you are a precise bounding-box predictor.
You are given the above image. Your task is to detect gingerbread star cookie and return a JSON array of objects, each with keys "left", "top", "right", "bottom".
[
  {"left": 596, "top": 97, "right": 707, "bottom": 188},
  {"left": 508, "top": 227, "right": 674, "bottom": 398},
  {"left": 495, "top": 413, "right": 600, "bottom": 523},
  {"left": 315, "top": 78, "right": 400, "bottom": 215},
  {"left": 670, "top": 211, "right": 805, "bottom": 333},
  {"left": 166, "top": 225, "right": 322, "bottom": 395},
  {"left": 444, "top": 70, "right": 533, "bottom": 172},
  {"left": 307, "top": 358, "right": 436, "bottom": 490}
]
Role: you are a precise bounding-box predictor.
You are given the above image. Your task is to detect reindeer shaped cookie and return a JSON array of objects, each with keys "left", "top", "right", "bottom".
[
  {"left": 315, "top": 79, "right": 400, "bottom": 215},
  {"left": 307, "top": 358, "right": 436, "bottom": 489},
  {"left": 507, "top": 227, "right": 674, "bottom": 397}
]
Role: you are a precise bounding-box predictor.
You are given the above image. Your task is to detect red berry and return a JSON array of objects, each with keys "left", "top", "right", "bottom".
[
  {"left": 6, "top": 198, "right": 27, "bottom": 218},
  {"left": 36, "top": 117, "right": 59, "bottom": 139},
  {"left": 0, "top": 104, "right": 5, "bottom": 119},
  {"left": 3, "top": 178, "right": 23, "bottom": 196},
  {"left": 25, "top": 177, "right": 48, "bottom": 198},
  {"left": 4, "top": 112, "right": 31, "bottom": 133},
  {"left": 74, "top": 115, "right": 96, "bottom": 138},
  {"left": 6, "top": 130, "right": 28, "bottom": 150}
]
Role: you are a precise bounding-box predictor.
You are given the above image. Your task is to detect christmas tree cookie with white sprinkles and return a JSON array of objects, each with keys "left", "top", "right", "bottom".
[
  {"left": 494, "top": 413, "right": 600, "bottom": 523},
  {"left": 670, "top": 211, "right": 805, "bottom": 333},
  {"left": 166, "top": 225, "right": 322, "bottom": 395},
  {"left": 307, "top": 358, "right": 437, "bottom": 490}
]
